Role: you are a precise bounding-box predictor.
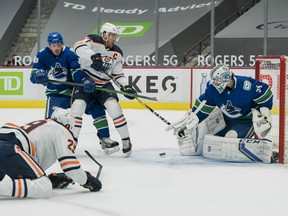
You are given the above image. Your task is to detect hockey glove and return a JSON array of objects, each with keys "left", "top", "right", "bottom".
[
  {"left": 81, "top": 171, "right": 102, "bottom": 192},
  {"left": 90, "top": 53, "right": 104, "bottom": 72},
  {"left": 82, "top": 77, "right": 96, "bottom": 93},
  {"left": 252, "top": 107, "right": 272, "bottom": 138},
  {"left": 31, "top": 69, "right": 48, "bottom": 85},
  {"left": 48, "top": 172, "right": 74, "bottom": 189},
  {"left": 121, "top": 85, "right": 137, "bottom": 100}
]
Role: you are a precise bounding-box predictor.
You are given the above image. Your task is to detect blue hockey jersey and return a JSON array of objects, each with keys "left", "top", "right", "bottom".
[
  {"left": 193, "top": 75, "right": 273, "bottom": 122},
  {"left": 31, "top": 46, "right": 81, "bottom": 96}
]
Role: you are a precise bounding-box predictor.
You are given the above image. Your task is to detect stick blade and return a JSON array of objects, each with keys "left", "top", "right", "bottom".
[
  {"left": 156, "top": 86, "right": 174, "bottom": 101},
  {"left": 84, "top": 150, "right": 103, "bottom": 179}
]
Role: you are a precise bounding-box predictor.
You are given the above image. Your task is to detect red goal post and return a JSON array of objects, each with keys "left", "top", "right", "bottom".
[{"left": 255, "top": 55, "right": 287, "bottom": 163}]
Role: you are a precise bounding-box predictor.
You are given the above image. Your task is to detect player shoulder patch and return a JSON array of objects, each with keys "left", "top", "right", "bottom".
[{"left": 243, "top": 80, "right": 251, "bottom": 91}]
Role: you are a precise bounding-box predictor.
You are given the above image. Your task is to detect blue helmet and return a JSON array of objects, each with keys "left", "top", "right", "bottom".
[{"left": 47, "top": 32, "right": 63, "bottom": 44}]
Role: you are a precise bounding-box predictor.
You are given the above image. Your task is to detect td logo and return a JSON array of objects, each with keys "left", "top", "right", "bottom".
[
  {"left": 0, "top": 72, "right": 23, "bottom": 95},
  {"left": 92, "top": 22, "right": 153, "bottom": 37}
]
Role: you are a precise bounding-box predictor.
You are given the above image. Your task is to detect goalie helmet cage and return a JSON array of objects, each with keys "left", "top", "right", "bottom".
[{"left": 255, "top": 55, "right": 287, "bottom": 164}]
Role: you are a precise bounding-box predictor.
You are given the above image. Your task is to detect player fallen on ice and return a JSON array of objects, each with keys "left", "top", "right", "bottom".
[
  {"left": 71, "top": 23, "right": 135, "bottom": 156},
  {"left": 167, "top": 64, "right": 278, "bottom": 163},
  {"left": 0, "top": 108, "right": 102, "bottom": 198}
]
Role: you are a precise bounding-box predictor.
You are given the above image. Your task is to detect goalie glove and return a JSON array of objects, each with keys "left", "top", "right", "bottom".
[
  {"left": 252, "top": 107, "right": 272, "bottom": 139},
  {"left": 166, "top": 109, "right": 199, "bottom": 137},
  {"left": 48, "top": 172, "right": 74, "bottom": 189},
  {"left": 81, "top": 171, "right": 102, "bottom": 192}
]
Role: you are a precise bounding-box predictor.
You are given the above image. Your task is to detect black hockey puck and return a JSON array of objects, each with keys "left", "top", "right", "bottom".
[{"left": 159, "top": 152, "right": 166, "bottom": 157}]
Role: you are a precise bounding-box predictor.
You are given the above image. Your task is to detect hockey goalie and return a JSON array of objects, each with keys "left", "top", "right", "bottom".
[{"left": 167, "top": 64, "right": 278, "bottom": 163}]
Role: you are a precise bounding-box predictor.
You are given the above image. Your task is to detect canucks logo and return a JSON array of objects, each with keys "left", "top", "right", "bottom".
[
  {"left": 48, "top": 63, "right": 68, "bottom": 81},
  {"left": 221, "top": 100, "right": 242, "bottom": 118}
]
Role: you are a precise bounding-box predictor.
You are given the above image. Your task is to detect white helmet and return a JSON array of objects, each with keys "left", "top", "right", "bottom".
[
  {"left": 209, "top": 64, "right": 232, "bottom": 94},
  {"left": 51, "top": 108, "right": 75, "bottom": 132},
  {"left": 100, "top": 22, "right": 120, "bottom": 42}
]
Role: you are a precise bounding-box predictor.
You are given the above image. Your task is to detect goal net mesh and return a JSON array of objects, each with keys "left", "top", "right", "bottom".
[{"left": 255, "top": 56, "right": 288, "bottom": 163}]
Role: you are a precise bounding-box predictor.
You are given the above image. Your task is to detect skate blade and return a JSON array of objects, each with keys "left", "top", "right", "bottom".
[
  {"left": 123, "top": 149, "right": 132, "bottom": 158},
  {"left": 103, "top": 146, "right": 120, "bottom": 155}
]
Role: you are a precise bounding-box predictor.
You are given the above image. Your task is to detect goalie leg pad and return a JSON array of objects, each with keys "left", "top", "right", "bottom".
[
  {"left": 203, "top": 135, "right": 274, "bottom": 163},
  {"left": 177, "top": 108, "right": 226, "bottom": 156},
  {"left": 203, "top": 108, "right": 226, "bottom": 135},
  {"left": 177, "top": 132, "right": 197, "bottom": 156}
]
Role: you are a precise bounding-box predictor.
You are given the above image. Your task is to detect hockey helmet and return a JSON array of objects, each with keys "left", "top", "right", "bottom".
[
  {"left": 47, "top": 32, "right": 63, "bottom": 45},
  {"left": 100, "top": 23, "right": 120, "bottom": 42},
  {"left": 209, "top": 64, "right": 232, "bottom": 93},
  {"left": 51, "top": 108, "right": 74, "bottom": 131}
]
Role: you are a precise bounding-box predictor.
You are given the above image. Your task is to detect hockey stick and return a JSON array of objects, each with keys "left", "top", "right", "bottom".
[
  {"left": 101, "top": 71, "right": 172, "bottom": 126},
  {"left": 48, "top": 79, "right": 159, "bottom": 101},
  {"left": 135, "top": 98, "right": 171, "bottom": 125},
  {"left": 84, "top": 150, "right": 103, "bottom": 179}
]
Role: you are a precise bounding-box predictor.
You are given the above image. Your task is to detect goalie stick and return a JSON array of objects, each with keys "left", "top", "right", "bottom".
[
  {"left": 84, "top": 150, "right": 103, "bottom": 179},
  {"left": 101, "top": 70, "right": 172, "bottom": 126},
  {"left": 48, "top": 79, "right": 168, "bottom": 101}
]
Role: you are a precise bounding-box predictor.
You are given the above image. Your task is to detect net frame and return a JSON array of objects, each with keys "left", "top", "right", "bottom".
[{"left": 255, "top": 55, "right": 287, "bottom": 163}]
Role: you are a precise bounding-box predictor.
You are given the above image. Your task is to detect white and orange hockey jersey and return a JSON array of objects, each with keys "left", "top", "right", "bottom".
[
  {"left": 0, "top": 119, "right": 87, "bottom": 185},
  {"left": 72, "top": 34, "right": 127, "bottom": 87}
]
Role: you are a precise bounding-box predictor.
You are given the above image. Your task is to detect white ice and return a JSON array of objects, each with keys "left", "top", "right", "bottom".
[{"left": 1, "top": 108, "right": 288, "bottom": 216}]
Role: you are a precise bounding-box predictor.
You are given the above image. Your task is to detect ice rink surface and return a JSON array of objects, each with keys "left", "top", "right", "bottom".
[{"left": 1, "top": 108, "right": 288, "bottom": 216}]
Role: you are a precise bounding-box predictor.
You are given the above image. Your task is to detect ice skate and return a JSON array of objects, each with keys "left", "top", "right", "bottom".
[
  {"left": 122, "top": 138, "right": 132, "bottom": 157},
  {"left": 98, "top": 133, "right": 120, "bottom": 155}
]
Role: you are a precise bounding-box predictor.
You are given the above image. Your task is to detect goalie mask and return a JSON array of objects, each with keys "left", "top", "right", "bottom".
[
  {"left": 209, "top": 64, "right": 232, "bottom": 94},
  {"left": 100, "top": 22, "right": 120, "bottom": 42},
  {"left": 51, "top": 108, "right": 75, "bottom": 132}
]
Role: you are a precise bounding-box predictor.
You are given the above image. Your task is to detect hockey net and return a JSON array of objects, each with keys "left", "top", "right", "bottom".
[{"left": 255, "top": 56, "right": 288, "bottom": 163}]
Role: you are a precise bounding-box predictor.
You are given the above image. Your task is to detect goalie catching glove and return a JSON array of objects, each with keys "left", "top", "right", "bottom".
[
  {"left": 81, "top": 171, "right": 102, "bottom": 192},
  {"left": 252, "top": 107, "right": 272, "bottom": 139},
  {"left": 121, "top": 85, "right": 137, "bottom": 100},
  {"left": 48, "top": 172, "right": 74, "bottom": 189}
]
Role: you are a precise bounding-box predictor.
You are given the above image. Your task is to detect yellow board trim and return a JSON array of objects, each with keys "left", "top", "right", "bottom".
[
  {"left": 0, "top": 100, "right": 191, "bottom": 110},
  {"left": 119, "top": 101, "right": 191, "bottom": 110},
  {"left": 0, "top": 100, "right": 46, "bottom": 108}
]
